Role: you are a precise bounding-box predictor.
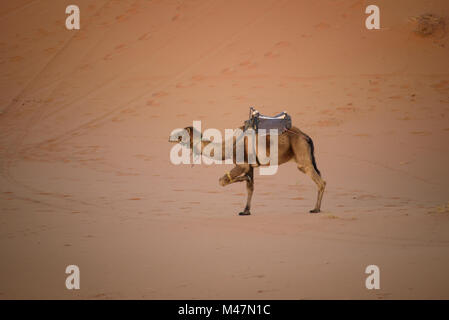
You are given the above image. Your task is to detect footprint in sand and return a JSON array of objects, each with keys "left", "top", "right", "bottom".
[
  {"left": 264, "top": 51, "right": 280, "bottom": 59},
  {"left": 44, "top": 47, "right": 57, "bottom": 54},
  {"left": 152, "top": 91, "right": 168, "bottom": 98},
  {"left": 79, "top": 64, "right": 91, "bottom": 71},
  {"left": 115, "top": 14, "right": 129, "bottom": 23},
  {"left": 146, "top": 100, "right": 160, "bottom": 107},
  {"left": 138, "top": 32, "right": 151, "bottom": 41},
  {"left": 323, "top": 214, "right": 340, "bottom": 220},
  {"left": 120, "top": 108, "right": 135, "bottom": 114},
  {"left": 384, "top": 204, "right": 399, "bottom": 207},
  {"left": 315, "top": 22, "right": 331, "bottom": 30},
  {"left": 114, "top": 44, "right": 127, "bottom": 51},
  {"left": 111, "top": 117, "right": 124, "bottom": 123},
  {"left": 275, "top": 41, "right": 290, "bottom": 48},
  {"left": 103, "top": 53, "right": 113, "bottom": 61},
  {"left": 221, "top": 67, "right": 236, "bottom": 75},
  {"left": 337, "top": 106, "right": 356, "bottom": 112},
  {"left": 250, "top": 62, "right": 261, "bottom": 69}
]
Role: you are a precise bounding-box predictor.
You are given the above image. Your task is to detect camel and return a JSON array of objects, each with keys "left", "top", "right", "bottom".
[{"left": 169, "top": 124, "right": 326, "bottom": 215}]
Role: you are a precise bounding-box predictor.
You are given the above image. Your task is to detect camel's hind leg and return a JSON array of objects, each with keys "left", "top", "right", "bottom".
[
  {"left": 291, "top": 135, "right": 326, "bottom": 213},
  {"left": 304, "top": 166, "right": 326, "bottom": 213}
]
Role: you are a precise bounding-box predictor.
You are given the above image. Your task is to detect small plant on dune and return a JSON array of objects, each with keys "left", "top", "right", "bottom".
[{"left": 410, "top": 13, "right": 446, "bottom": 37}]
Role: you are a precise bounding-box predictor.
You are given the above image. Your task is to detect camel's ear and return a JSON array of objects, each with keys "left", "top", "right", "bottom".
[{"left": 184, "top": 126, "right": 193, "bottom": 136}]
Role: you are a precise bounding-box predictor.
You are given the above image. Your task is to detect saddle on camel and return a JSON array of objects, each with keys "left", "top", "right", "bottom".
[{"left": 244, "top": 107, "right": 292, "bottom": 135}]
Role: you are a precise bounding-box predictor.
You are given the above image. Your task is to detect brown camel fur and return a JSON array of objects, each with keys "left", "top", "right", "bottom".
[{"left": 169, "top": 125, "right": 326, "bottom": 215}]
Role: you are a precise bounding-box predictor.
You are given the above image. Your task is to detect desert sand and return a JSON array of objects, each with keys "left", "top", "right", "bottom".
[{"left": 1, "top": 0, "right": 449, "bottom": 299}]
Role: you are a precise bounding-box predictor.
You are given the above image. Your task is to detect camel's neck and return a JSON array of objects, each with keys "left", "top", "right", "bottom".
[{"left": 192, "top": 137, "right": 233, "bottom": 161}]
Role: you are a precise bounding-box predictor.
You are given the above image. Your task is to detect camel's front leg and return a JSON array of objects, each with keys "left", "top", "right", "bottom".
[
  {"left": 218, "top": 165, "right": 248, "bottom": 186},
  {"left": 218, "top": 165, "right": 254, "bottom": 216},
  {"left": 239, "top": 166, "right": 254, "bottom": 216}
]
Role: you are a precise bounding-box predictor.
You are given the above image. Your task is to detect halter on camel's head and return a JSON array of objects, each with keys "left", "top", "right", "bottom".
[{"left": 168, "top": 126, "right": 210, "bottom": 149}]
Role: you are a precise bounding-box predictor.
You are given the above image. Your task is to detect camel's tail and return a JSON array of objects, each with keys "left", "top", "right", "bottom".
[{"left": 307, "top": 136, "right": 321, "bottom": 176}]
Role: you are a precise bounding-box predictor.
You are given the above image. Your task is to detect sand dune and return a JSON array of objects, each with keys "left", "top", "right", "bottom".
[{"left": 1, "top": 0, "right": 449, "bottom": 299}]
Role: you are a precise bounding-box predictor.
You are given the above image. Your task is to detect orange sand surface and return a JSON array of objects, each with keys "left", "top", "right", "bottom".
[{"left": 1, "top": 0, "right": 449, "bottom": 299}]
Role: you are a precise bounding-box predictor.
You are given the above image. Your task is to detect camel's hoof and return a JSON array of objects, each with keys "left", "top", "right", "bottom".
[
  {"left": 239, "top": 211, "right": 251, "bottom": 216},
  {"left": 309, "top": 209, "right": 320, "bottom": 214}
]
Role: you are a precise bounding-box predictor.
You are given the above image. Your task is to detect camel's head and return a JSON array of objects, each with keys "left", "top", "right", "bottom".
[
  {"left": 168, "top": 126, "right": 206, "bottom": 148},
  {"left": 168, "top": 127, "right": 191, "bottom": 145}
]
